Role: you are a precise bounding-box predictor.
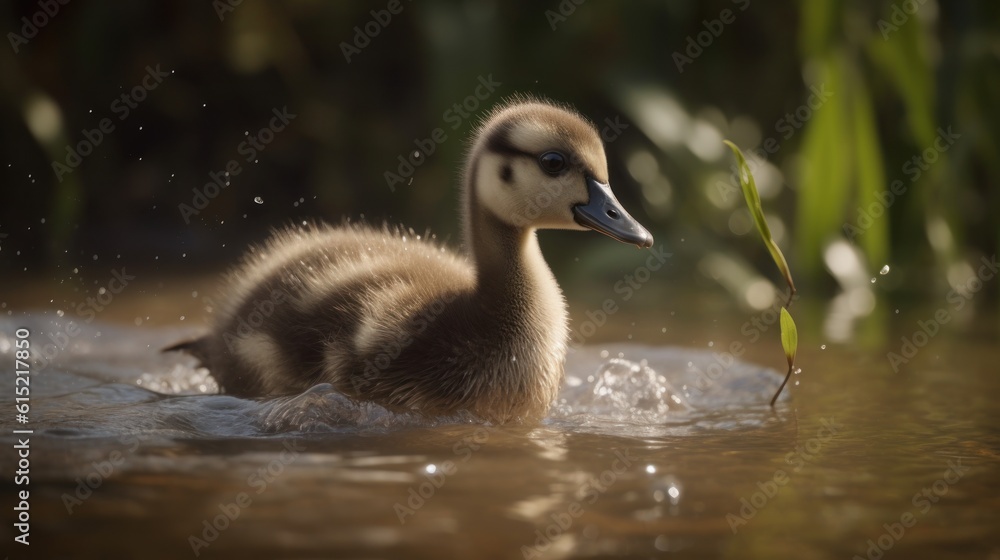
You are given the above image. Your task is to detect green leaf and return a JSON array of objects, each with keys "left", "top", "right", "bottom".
[
  {"left": 723, "top": 140, "right": 797, "bottom": 305},
  {"left": 779, "top": 307, "right": 798, "bottom": 367},
  {"left": 723, "top": 140, "right": 801, "bottom": 406},
  {"left": 771, "top": 307, "right": 799, "bottom": 407}
]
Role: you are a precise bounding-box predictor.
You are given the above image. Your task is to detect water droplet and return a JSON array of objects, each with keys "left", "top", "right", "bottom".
[
  {"left": 425, "top": 464, "right": 437, "bottom": 474},
  {"left": 179, "top": 315, "right": 185, "bottom": 321},
  {"left": 254, "top": 196, "right": 263, "bottom": 204},
  {"left": 820, "top": 344, "right": 827, "bottom": 350},
  {"left": 870, "top": 277, "right": 877, "bottom": 284},
  {"left": 880, "top": 264, "right": 890, "bottom": 275},
  {"left": 134, "top": 317, "right": 142, "bottom": 326},
  {"left": 192, "top": 291, "right": 198, "bottom": 298},
  {"left": 56, "top": 309, "right": 64, "bottom": 317},
  {"left": 645, "top": 465, "right": 656, "bottom": 474}
]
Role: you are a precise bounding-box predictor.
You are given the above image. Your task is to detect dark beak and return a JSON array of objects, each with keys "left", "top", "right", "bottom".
[{"left": 573, "top": 176, "right": 654, "bottom": 248}]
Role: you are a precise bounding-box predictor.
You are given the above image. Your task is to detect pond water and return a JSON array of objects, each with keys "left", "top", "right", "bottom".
[{"left": 0, "top": 296, "right": 998, "bottom": 559}]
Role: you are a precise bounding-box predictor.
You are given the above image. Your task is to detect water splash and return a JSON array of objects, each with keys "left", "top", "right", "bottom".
[{"left": 2, "top": 318, "right": 785, "bottom": 438}]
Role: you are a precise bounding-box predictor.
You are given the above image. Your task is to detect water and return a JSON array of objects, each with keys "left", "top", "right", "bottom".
[{"left": 0, "top": 306, "right": 998, "bottom": 559}]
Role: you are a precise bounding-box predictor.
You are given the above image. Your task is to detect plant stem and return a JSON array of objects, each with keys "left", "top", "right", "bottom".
[{"left": 770, "top": 364, "right": 793, "bottom": 407}]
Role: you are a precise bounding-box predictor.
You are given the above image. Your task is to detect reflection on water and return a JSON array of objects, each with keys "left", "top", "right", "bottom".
[{"left": 0, "top": 312, "right": 998, "bottom": 559}]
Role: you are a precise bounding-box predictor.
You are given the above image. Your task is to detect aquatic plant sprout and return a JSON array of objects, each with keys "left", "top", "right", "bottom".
[
  {"left": 772, "top": 308, "right": 798, "bottom": 406},
  {"left": 723, "top": 140, "right": 800, "bottom": 406},
  {"left": 723, "top": 140, "right": 796, "bottom": 305}
]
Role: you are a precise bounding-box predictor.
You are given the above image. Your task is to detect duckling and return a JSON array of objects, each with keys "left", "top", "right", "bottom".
[{"left": 166, "top": 97, "right": 653, "bottom": 424}]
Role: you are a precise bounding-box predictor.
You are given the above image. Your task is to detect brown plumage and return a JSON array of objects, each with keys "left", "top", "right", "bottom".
[{"left": 166, "top": 97, "right": 653, "bottom": 424}]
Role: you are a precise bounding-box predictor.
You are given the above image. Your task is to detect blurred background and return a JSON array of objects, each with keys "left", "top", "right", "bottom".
[{"left": 0, "top": 0, "right": 997, "bottom": 346}]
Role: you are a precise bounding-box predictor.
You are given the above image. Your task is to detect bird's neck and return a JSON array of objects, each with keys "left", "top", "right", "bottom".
[{"left": 463, "top": 189, "right": 563, "bottom": 324}]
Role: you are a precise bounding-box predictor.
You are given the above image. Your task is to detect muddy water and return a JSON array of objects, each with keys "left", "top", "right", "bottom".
[{"left": 0, "top": 291, "right": 998, "bottom": 560}]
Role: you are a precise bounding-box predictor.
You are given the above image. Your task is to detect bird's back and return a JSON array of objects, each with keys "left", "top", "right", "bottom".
[{"left": 198, "top": 223, "right": 476, "bottom": 397}]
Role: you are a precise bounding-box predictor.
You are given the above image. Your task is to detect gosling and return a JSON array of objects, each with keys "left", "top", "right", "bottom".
[{"left": 167, "top": 97, "right": 653, "bottom": 424}]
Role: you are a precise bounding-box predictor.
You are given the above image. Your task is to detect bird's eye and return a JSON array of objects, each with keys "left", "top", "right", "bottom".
[{"left": 538, "top": 151, "right": 567, "bottom": 175}]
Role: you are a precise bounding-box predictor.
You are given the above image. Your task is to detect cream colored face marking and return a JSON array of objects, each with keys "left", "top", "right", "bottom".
[{"left": 476, "top": 113, "right": 612, "bottom": 231}]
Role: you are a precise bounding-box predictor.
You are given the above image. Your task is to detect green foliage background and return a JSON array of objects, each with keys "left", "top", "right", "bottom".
[{"left": 0, "top": 0, "right": 996, "bottom": 304}]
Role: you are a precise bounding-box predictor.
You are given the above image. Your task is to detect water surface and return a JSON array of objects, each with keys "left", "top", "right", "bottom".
[{"left": 0, "top": 302, "right": 997, "bottom": 559}]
